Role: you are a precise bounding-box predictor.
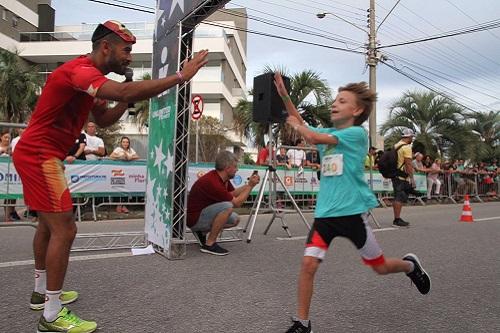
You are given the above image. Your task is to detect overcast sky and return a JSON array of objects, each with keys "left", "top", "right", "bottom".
[{"left": 52, "top": 0, "right": 500, "bottom": 127}]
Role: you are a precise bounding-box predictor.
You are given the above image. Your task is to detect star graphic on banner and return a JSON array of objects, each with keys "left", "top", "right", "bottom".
[
  {"left": 163, "top": 149, "right": 174, "bottom": 173},
  {"left": 169, "top": 0, "right": 185, "bottom": 18},
  {"left": 153, "top": 140, "right": 165, "bottom": 174},
  {"left": 161, "top": 16, "right": 166, "bottom": 27}
]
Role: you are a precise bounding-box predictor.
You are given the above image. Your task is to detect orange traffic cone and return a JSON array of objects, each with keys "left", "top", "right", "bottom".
[{"left": 459, "top": 194, "right": 474, "bottom": 222}]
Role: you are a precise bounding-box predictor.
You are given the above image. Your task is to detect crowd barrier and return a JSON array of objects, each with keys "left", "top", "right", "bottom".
[{"left": 1, "top": 156, "right": 497, "bottom": 221}]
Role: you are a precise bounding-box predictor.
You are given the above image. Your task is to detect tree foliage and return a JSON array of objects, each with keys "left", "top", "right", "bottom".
[
  {"left": 233, "top": 67, "right": 332, "bottom": 147},
  {"left": 188, "top": 116, "right": 232, "bottom": 162},
  {"left": 380, "top": 89, "right": 498, "bottom": 162},
  {"left": 0, "top": 49, "right": 41, "bottom": 123}
]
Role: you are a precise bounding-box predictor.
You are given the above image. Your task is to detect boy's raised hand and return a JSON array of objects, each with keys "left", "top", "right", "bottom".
[
  {"left": 274, "top": 72, "right": 289, "bottom": 97},
  {"left": 286, "top": 115, "right": 301, "bottom": 128}
]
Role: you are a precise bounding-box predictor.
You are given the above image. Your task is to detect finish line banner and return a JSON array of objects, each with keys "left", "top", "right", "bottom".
[{"left": 0, "top": 158, "right": 426, "bottom": 199}]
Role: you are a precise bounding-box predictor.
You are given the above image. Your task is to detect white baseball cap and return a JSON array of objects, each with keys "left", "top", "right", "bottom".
[{"left": 402, "top": 128, "right": 415, "bottom": 137}]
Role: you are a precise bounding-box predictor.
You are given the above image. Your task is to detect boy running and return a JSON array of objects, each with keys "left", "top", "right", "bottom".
[{"left": 274, "top": 73, "right": 431, "bottom": 333}]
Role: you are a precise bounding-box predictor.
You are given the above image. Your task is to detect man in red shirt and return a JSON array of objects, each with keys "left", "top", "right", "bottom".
[
  {"left": 12, "top": 20, "right": 208, "bottom": 333},
  {"left": 256, "top": 141, "right": 271, "bottom": 165},
  {"left": 187, "top": 151, "right": 260, "bottom": 255}
]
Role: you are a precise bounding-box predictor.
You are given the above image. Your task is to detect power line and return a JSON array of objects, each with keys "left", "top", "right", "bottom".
[
  {"left": 376, "top": 0, "right": 401, "bottom": 32},
  {"left": 374, "top": 3, "right": 500, "bottom": 87},
  {"left": 385, "top": 52, "right": 500, "bottom": 102},
  {"left": 219, "top": 8, "right": 363, "bottom": 49},
  {"left": 231, "top": 3, "right": 363, "bottom": 46},
  {"left": 444, "top": 0, "right": 500, "bottom": 42},
  {"left": 87, "top": 0, "right": 154, "bottom": 13},
  {"left": 198, "top": 20, "right": 365, "bottom": 55},
  {"left": 396, "top": 2, "right": 500, "bottom": 68},
  {"left": 378, "top": 19, "right": 500, "bottom": 49},
  {"left": 381, "top": 59, "right": 492, "bottom": 112}
]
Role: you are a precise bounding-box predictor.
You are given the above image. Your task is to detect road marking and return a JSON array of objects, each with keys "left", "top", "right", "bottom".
[
  {"left": 276, "top": 236, "right": 306, "bottom": 241},
  {"left": 276, "top": 227, "right": 398, "bottom": 241},
  {"left": 0, "top": 252, "right": 133, "bottom": 269},
  {"left": 373, "top": 227, "right": 398, "bottom": 232},
  {"left": 474, "top": 216, "right": 500, "bottom": 222}
]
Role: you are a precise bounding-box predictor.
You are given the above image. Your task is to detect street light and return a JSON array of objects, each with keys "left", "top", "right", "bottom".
[
  {"left": 316, "top": 12, "right": 369, "bottom": 34},
  {"left": 316, "top": 4, "right": 379, "bottom": 148}
]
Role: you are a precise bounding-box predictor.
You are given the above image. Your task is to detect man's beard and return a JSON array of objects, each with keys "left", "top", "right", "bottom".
[{"left": 108, "top": 52, "right": 126, "bottom": 75}]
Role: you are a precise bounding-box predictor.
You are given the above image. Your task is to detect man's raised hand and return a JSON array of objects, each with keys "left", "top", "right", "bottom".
[{"left": 180, "top": 49, "right": 209, "bottom": 82}]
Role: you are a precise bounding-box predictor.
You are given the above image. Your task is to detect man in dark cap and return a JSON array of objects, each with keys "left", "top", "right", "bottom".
[{"left": 12, "top": 20, "right": 208, "bottom": 333}]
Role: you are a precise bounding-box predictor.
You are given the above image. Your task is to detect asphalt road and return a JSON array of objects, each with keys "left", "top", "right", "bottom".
[{"left": 1, "top": 202, "right": 499, "bottom": 333}]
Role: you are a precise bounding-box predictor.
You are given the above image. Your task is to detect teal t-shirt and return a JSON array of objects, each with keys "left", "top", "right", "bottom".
[{"left": 311, "top": 126, "right": 378, "bottom": 218}]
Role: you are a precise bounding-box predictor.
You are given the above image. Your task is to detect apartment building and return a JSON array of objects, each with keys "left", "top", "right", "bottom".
[{"left": 0, "top": 1, "right": 249, "bottom": 158}]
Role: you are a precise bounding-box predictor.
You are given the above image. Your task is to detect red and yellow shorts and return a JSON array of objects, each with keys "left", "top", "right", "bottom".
[
  {"left": 12, "top": 147, "right": 72, "bottom": 213},
  {"left": 305, "top": 213, "right": 385, "bottom": 266}
]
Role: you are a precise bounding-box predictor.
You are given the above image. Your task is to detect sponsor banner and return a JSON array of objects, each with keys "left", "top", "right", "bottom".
[
  {"left": 0, "top": 158, "right": 147, "bottom": 196},
  {"left": 1, "top": 158, "right": 427, "bottom": 198}
]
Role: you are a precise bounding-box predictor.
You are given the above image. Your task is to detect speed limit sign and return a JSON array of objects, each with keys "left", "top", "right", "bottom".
[{"left": 191, "top": 95, "right": 204, "bottom": 120}]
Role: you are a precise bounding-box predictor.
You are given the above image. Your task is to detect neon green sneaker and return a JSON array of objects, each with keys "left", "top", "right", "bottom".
[
  {"left": 37, "top": 307, "right": 97, "bottom": 333},
  {"left": 30, "top": 291, "right": 79, "bottom": 310}
]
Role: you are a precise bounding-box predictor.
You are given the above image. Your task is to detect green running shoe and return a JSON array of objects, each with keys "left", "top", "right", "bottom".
[
  {"left": 37, "top": 307, "right": 97, "bottom": 333},
  {"left": 30, "top": 291, "right": 79, "bottom": 310}
]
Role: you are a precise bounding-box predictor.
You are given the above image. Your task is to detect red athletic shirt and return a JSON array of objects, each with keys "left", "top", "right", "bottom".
[
  {"left": 18, "top": 55, "right": 109, "bottom": 159},
  {"left": 186, "top": 170, "right": 235, "bottom": 227}
]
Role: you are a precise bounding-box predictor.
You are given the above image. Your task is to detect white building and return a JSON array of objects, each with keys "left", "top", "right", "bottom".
[{"left": 0, "top": 1, "right": 249, "bottom": 158}]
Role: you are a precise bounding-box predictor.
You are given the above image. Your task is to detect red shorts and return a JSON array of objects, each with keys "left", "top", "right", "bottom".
[{"left": 12, "top": 146, "right": 73, "bottom": 212}]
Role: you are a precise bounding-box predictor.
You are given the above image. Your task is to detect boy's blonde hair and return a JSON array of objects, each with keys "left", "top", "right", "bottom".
[{"left": 338, "top": 82, "right": 377, "bottom": 126}]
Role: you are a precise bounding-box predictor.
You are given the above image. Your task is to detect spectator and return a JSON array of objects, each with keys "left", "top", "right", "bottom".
[
  {"left": 427, "top": 158, "right": 442, "bottom": 200},
  {"left": 187, "top": 151, "right": 260, "bottom": 255},
  {"left": 305, "top": 150, "right": 321, "bottom": 170},
  {"left": 374, "top": 150, "right": 384, "bottom": 169},
  {"left": 10, "top": 127, "right": 25, "bottom": 152},
  {"left": 364, "top": 146, "right": 377, "bottom": 170},
  {"left": 0, "top": 129, "right": 10, "bottom": 155},
  {"left": 109, "top": 136, "right": 139, "bottom": 213},
  {"left": 423, "top": 155, "right": 432, "bottom": 169},
  {"left": 287, "top": 138, "right": 306, "bottom": 168},
  {"left": 256, "top": 141, "right": 271, "bottom": 165},
  {"left": 109, "top": 136, "right": 139, "bottom": 161},
  {"left": 65, "top": 133, "right": 87, "bottom": 163},
  {"left": 412, "top": 152, "right": 427, "bottom": 173},
  {"left": 84, "top": 121, "right": 105, "bottom": 160},
  {"left": 1, "top": 130, "right": 21, "bottom": 221},
  {"left": 276, "top": 147, "right": 291, "bottom": 169},
  {"left": 392, "top": 129, "right": 415, "bottom": 227}
]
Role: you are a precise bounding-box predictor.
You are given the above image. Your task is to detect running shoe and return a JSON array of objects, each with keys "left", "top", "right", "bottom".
[
  {"left": 286, "top": 319, "right": 312, "bottom": 333},
  {"left": 37, "top": 307, "right": 97, "bottom": 333},
  {"left": 393, "top": 218, "right": 410, "bottom": 227},
  {"left": 30, "top": 290, "right": 79, "bottom": 310},
  {"left": 200, "top": 243, "right": 229, "bottom": 256},
  {"left": 403, "top": 253, "right": 431, "bottom": 295}
]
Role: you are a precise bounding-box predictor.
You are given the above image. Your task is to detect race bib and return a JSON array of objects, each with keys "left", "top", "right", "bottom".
[{"left": 322, "top": 154, "right": 343, "bottom": 176}]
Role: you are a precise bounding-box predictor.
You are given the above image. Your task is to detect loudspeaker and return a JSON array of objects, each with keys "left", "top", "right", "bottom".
[{"left": 252, "top": 72, "right": 291, "bottom": 124}]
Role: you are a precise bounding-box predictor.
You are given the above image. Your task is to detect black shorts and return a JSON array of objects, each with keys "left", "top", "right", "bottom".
[
  {"left": 305, "top": 213, "right": 385, "bottom": 266},
  {"left": 392, "top": 178, "right": 412, "bottom": 203}
]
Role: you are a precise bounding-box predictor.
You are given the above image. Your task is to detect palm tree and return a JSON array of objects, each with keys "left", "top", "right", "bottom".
[
  {"left": 380, "top": 90, "right": 466, "bottom": 158},
  {"left": 0, "top": 49, "right": 41, "bottom": 122},
  {"left": 130, "top": 72, "right": 151, "bottom": 131},
  {"left": 233, "top": 67, "right": 332, "bottom": 147},
  {"left": 463, "top": 110, "right": 500, "bottom": 162}
]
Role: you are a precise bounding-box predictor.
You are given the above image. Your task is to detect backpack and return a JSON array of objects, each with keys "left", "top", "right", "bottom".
[{"left": 377, "top": 144, "right": 408, "bottom": 179}]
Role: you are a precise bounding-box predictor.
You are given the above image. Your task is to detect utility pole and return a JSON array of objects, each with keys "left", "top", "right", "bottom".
[{"left": 367, "top": 0, "right": 378, "bottom": 147}]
